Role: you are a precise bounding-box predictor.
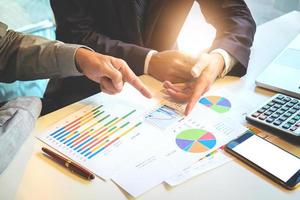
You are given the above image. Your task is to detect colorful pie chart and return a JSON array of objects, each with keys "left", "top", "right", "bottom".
[
  {"left": 175, "top": 129, "right": 216, "bottom": 153},
  {"left": 199, "top": 96, "right": 231, "bottom": 113}
]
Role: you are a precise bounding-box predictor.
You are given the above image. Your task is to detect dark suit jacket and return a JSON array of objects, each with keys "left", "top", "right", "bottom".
[
  {"left": 43, "top": 0, "right": 256, "bottom": 114},
  {"left": 51, "top": 0, "right": 256, "bottom": 76}
]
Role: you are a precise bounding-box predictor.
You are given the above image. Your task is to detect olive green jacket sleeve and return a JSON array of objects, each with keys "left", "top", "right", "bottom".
[{"left": 0, "top": 21, "right": 83, "bottom": 83}]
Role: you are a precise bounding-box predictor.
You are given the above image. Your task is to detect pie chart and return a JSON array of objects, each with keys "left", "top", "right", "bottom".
[
  {"left": 199, "top": 96, "right": 231, "bottom": 113},
  {"left": 175, "top": 129, "right": 216, "bottom": 153}
]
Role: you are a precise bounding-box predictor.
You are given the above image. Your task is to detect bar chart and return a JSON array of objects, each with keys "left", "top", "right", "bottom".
[{"left": 44, "top": 105, "right": 142, "bottom": 160}]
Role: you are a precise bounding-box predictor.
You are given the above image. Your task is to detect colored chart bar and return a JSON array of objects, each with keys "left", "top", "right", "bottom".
[
  {"left": 50, "top": 105, "right": 103, "bottom": 139},
  {"left": 88, "top": 122, "right": 142, "bottom": 159}
]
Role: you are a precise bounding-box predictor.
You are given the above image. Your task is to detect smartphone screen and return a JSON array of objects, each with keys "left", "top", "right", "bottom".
[{"left": 226, "top": 131, "right": 300, "bottom": 188}]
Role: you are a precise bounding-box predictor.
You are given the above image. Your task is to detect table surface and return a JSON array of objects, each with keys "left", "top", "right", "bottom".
[{"left": 1, "top": 11, "right": 300, "bottom": 200}]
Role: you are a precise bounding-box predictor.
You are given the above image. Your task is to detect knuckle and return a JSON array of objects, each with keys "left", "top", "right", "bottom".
[
  {"left": 128, "top": 76, "right": 137, "bottom": 84},
  {"left": 119, "top": 59, "right": 127, "bottom": 65}
]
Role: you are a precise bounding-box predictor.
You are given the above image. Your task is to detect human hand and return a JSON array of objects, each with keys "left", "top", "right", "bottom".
[
  {"left": 148, "top": 50, "right": 196, "bottom": 83},
  {"left": 75, "top": 48, "right": 152, "bottom": 98},
  {"left": 163, "top": 53, "right": 225, "bottom": 115}
]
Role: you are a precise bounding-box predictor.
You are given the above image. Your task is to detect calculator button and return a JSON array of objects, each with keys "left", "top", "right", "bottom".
[
  {"left": 267, "top": 102, "right": 275, "bottom": 106},
  {"left": 264, "top": 111, "right": 272, "bottom": 116},
  {"left": 283, "top": 112, "right": 292, "bottom": 117},
  {"left": 291, "top": 99, "right": 298, "bottom": 104},
  {"left": 262, "top": 105, "right": 270, "bottom": 109},
  {"left": 289, "top": 108, "right": 297, "bottom": 114},
  {"left": 288, "top": 119, "right": 297, "bottom": 125},
  {"left": 271, "top": 113, "right": 280, "bottom": 118},
  {"left": 277, "top": 109, "right": 285, "bottom": 114},
  {"left": 281, "top": 106, "right": 289, "bottom": 111},
  {"left": 293, "top": 115, "right": 300, "bottom": 121},
  {"left": 284, "top": 97, "right": 291, "bottom": 102},
  {"left": 290, "top": 126, "right": 298, "bottom": 131},
  {"left": 257, "top": 108, "right": 266, "bottom": 113},
  {"left": 273, "top": 120, "right": 283, "bottom": 126},
  {"left": 273, "top": 104, "right": 281, "bottom": 109},
  {"left": 258, "top": 114, "right": 267, "bottom": 120},
  {"left": 266, "top": 118, "right": 275, "bottom": 123},
  {"left": 276, "top": 95, "right": 285, "bottom": 100},
  {"left": 282, "top": 123, "right": 292, "bottom": 129},
  {"left": 294, "top": 104, "right": 300, "bottom": 110},
  {"left": 269, "top": 107, "right": 278, "bottom": 112},
  {"left": 296, "top": 122, "right": 300, "bottom": 127},
  {"left": 278, "top": 116, "right": 288, "bottom": 121},
  {"left": 286, "top": 102, "right": 294, "bottom": 107},
  {"left": 272, "top": 99, "right": 285, "bottom": 105},
  {"left": 251, "top": 112, "right": 260, "bottom": 118}
]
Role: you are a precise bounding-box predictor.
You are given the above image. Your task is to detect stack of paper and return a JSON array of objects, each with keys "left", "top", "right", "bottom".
[{"left": 37, "top": 84, "right": 251, "bottom": 197}]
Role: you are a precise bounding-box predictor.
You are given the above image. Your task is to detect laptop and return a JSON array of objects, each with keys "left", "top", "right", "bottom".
[{"left": 256, "top": 34, "right": 300, "bottom": 98}]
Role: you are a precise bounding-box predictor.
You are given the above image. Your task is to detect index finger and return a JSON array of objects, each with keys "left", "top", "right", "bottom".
[
  {"left": 185, "top": 77, "right": 208, "bottom": 115},
  {"left": 114, "top": 59, "right": 152, "bottom": 98}
]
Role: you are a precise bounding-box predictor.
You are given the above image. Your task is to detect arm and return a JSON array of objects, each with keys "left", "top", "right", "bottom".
[
  {"left": 198, "top": 0, "right": 256, "bottom": 76},
  {"left": 50, "top": 0, "right": 151, "bottom": 75},
  {"left": 0, "top": 22, "right": 151, "bottom": 98},
  {"left": 0, "top": 22, "right": 81, "bottom": 82}
]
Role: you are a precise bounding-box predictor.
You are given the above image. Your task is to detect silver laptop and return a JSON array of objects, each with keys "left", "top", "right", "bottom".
[{"left": 256, "top": 34, "right": 300, "bottom": 98}]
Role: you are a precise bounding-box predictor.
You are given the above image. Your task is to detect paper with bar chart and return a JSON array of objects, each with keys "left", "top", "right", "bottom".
[{"left": 37, "top": 84, "right": 161, "bottom": 180}]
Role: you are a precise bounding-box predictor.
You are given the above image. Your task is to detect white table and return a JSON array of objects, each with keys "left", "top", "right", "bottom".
[{"left": 1, "top": 11, "right": 300, "bottom": 200}]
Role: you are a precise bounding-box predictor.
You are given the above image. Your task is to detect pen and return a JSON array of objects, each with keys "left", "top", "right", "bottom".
[{"left": 41, "top": 147, "right": 95, "bottom": 180}]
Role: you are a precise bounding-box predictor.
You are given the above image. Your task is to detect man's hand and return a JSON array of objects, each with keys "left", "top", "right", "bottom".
[
  {"left": 148, "top": 50, "right": 196, "bottom": 83},
  {"left": 75, "top": 48, "right": 152, "bottom": 98},
  {"left": 163, "top": 53, "right": 225, "bottom": 115}
]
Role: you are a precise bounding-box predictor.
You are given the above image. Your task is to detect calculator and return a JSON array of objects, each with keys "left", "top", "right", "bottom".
[{"left": 246, "top": 94, "right": 300, "bottom": 140}]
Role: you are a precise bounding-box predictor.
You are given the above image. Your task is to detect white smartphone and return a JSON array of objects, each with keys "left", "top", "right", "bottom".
[{"left": 225, "top": 130, "right": 300, "bottom": 189}]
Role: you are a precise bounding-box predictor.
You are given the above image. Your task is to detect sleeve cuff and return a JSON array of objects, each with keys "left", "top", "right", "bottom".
[
  {"left": 210, "top": 48, "right": 237, "bottom": 78},
  {"left": 144, "top": 50, "right": 158, "bottom": 74},
  {"left": 56, "top": 43, "right": 94, "bottom": 77}
]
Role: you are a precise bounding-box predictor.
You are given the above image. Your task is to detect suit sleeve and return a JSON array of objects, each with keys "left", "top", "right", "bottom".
[
  {"left": 0, "top": 22, "right": 82, "bottom": 83},
  {"left": 198, "top": 0, "right": 256, "bottom": 76},
  {"left": 50, "top": 0, "right": 150, "bottom": 76}
]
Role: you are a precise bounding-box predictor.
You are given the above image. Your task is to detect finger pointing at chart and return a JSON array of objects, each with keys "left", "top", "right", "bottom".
[
  {"left": 75, "top": 48, "right": 152, "bottom": 98},
  {"left": 111, "top": 58, "right": 152, "bottom": 98},
  {"left": 163, "top": 53, "right": 225, "bottom": 115}
]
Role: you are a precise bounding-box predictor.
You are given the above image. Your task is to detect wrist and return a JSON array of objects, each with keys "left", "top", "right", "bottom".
[
  {"left": 75, "top": 48, "right": 85, "bottom": 73},
  {"left": 209, "top": 52, "right": 225, "bottom": 77},
  {"left": 75, "top": 47, "right": 95, "bottom": 73}
]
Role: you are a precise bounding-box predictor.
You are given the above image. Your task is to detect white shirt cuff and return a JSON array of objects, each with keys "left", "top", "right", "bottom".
[
  {"left": 144, "top": 50, "right": 158, "bottom": 74},
  {"left": 210, "top": 48, "right": 237, "bottom": 78}
]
